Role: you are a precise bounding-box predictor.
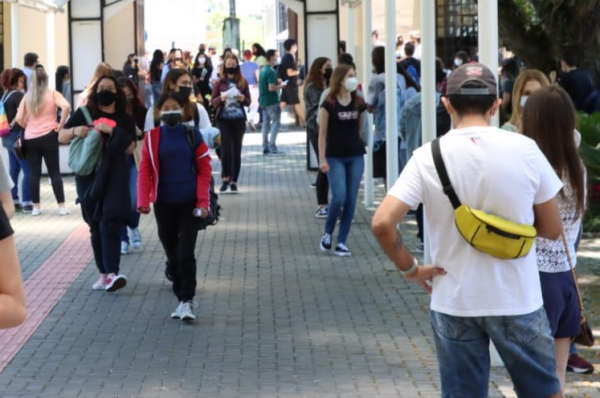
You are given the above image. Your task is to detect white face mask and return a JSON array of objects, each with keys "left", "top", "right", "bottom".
[
  {"left": 344, "top": 77, "right": 359, "bottom": 92},
  {"left": 198, "top": 57, "right": 206, "bottom": 64},
  {"left": 520, "top": 95, "right": 529, "bottom": 108},
  {"left": 454, "top": 58, "right": 463, "bottom": 67}
]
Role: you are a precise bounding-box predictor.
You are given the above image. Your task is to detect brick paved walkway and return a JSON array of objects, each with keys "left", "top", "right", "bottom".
[{"left": 0, "top": 131, "right": 598, "bottom": 397}]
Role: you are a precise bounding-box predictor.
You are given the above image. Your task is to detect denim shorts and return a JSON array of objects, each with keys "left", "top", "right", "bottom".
[
  {"left": 540, "top": 270, "right": 581, "bottom": 338},
  {"left": 430, "top": 307, "right": 561, "bottom": 398}
]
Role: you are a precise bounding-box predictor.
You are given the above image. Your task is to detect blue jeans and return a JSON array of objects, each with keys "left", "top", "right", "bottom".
[
  {"left": 152, "top": 81, "right": 162, "bottom": 103},
  {"left": 120, "top": 156, "right": 140, "bottom": 243},
  {"left": 325, "top": 155, "right": 364, "bottom": 245},
  {"left": 431, "top": 307, "right": 561, "bottom": 398},
  {"left": 261, "top": 104, "right": 281, "bottom": 152},
  {"left": 8, "top": 149, "right": 32, "bottom": 204}
]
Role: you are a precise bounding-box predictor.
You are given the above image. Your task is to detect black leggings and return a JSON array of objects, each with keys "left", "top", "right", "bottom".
[
  {"left": 25, "top": 132, "right": 65, "bottom": 204},
  {"left": 308, "top": 131, "right": 329, "bottom": 206},
  {"left": 217, "top": 119, "right": 246, "bottom": 182}
]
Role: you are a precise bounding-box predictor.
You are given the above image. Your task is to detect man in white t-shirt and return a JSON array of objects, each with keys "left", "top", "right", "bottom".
[{"left": 372, "top": 63, "right": 564, "bottom": 397}]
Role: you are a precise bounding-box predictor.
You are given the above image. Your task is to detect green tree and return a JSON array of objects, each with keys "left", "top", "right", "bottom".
[{"left": 498, "top": 0, "right": 600, "bottom": 78}]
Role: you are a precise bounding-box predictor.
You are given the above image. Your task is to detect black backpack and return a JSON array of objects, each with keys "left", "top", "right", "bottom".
[
  {"left": 436, "top": 96, "right": 452, "bottom": 137},
  {"left": 182, "top": 125, "right": 221, "bottom": 230}
]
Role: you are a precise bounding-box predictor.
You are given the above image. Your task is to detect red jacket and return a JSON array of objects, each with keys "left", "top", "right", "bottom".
[{"left": 137, "top": 126, "right": 212, "bottom": 210}]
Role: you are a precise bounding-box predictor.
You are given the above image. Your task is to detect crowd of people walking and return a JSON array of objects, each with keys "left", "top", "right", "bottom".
[{"left": 0, "top": 31, "right": 598, "bottom": 396}]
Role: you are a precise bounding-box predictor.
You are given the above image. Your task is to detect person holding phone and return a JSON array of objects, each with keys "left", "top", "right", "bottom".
[{"left": 259, "top": 49, "right": 286, "bottom": 155}]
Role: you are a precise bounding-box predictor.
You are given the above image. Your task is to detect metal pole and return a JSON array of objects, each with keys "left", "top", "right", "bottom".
[
  {"left": 46, "top": 12, "right": 56, "bottom": 89},
  {"left": 421, "top": 0, "right": 436, "bottom": 264},
  {"left": 384, "top": 0, "right": 398, "bottom": 183},
  {"left": 478, "top": 0, "right": 499, "bottom": 127},
  {"left": 347, "top": 7, "right": 355, "bottom": 57},
  {"left": 362, "top": 0, "right": 374, "bottom": 206},
  {"left": 11, "top": 4, "right": 19, "bottom": 68}
]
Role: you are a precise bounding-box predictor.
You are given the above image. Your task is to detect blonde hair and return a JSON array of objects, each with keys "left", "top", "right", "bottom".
[
  {"left": 90, "top": 62, "right": 114, "bottom": 87},
  {"left": 25, "top": 68, "right": 49, "bottom": 118},
  {"left": 509, "top": 69, "right": 550, "bottom": 126}
]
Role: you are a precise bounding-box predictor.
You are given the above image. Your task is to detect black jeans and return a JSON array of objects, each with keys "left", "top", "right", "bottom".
[
  {"left": 76, "top": 175, "right": 122, "bottom": 275},
  {"left": 154, "top": 201, "right": 200, "bottom": 302},
  {"left": 25, "top": 132, "right": 65, "bottom": 204},
  {"left": 308, "top": 132, "right": 329, "bottom": 206},
  {"left": 217, "top": 119, "right": 246, "bottom": 182},
  {"left": 416, "top": 203, "right": 424, "bottom": 243}
]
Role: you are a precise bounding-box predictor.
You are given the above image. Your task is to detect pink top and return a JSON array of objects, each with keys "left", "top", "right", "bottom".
[{"left": 16, "top": 90, "right": 70, "bottom": 139}]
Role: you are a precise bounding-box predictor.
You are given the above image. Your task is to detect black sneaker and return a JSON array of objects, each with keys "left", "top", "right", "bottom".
[
  {"left": 310, "top": 182, "right": 317, "bottom": 189},
  {"left": 14, "top": 203, "right": 22, "bottom": 212},
  {"left": 22, "top": 204, "right": 33, "bottom": 213},
  {"left": 263, "top": 149, "right": 270, "bottom": 155},
  {"left": 230, "top": 183, "right": 238, "bottom": 194},
  {"left": 320, "top": 233, "right": 332, "bottom": 251},
  {"left": 334, "top": 243, "right": 352, "bottom": 257},
  {"left": 219, "top": 181, "right": 230, "bottom": 193}
]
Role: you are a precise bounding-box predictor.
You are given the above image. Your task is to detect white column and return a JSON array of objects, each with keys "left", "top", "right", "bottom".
[
  {"left": 384, "top": 0, "right": 398, "bottom": 181},
  {"left": 11, "top": 4, "right": 19, "bottom": 67},
  {"left": 362, "top": 0, "right": 374, "bottom": 206},
  {"left": 46, "top": 12, "right": 56, "bottom": 89},
  {"left": 478, "top": 0, "right": 499, "bottom": 127},
  {"left": 347, "top": 7, "right": 355, "bottom": 56},
  {"left": 420, "top": 0, "right": 436, "bottom": 265}
]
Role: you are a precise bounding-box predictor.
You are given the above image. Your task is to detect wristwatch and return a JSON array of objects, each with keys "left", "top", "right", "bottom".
[{"left": 399, "top": 256, "right": 418, "bottom": 277}]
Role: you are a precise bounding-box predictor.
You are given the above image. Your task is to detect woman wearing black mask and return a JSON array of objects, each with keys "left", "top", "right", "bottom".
[
  {"left": 211, "top": 55, "right": 251, "bottom": 193},
  {"left": 144, "top": 68, "right": 211, "bottom": 132},
  {"left": 304, "top": 57, "right": 332, "bottom": 218},
  {"left": 117, "top": 78, "right": 148, "bottom": 254},
  {"left": 138, "top": 92, "right": 212, "bottom": 322},
  {"left": 58, "top": 75, "right": 136, "bottom": 292}
]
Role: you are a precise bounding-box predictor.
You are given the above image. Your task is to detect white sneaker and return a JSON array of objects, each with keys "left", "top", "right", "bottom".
[
  {"left": 129, "top": 227, "right": 142, "bottom": 249},
  {"left": 120, "top": 241, "right": 130, "bottom": 255},
  {"left": 180, "top": 301, "right": 196, "bottom": 321},
  {"left": 31, "top": 208, "right": 42, "bottom": 216},
  {"left": 104, "top": 274, "right": 127, "bottom": 292},
  {"left": 58, "top": 208, "right": 70, "bottom": 216},
  {"left": 92, "top": 275, "right": 107, "bottom": 290},
  {"left": 171, "top": 302, "right": 184, "bottom": 319}
]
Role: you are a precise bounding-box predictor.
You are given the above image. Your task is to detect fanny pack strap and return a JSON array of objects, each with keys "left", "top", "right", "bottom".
[{"left": 431, "top": 138, "right": 462, "bottom": 210}]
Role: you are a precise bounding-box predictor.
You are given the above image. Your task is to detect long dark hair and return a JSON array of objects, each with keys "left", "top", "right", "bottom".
[
  {"left": 150, "top": 49, "right": 164, "bottom": 83},
  {"left": 372, "top": 47, "right": 385, "bottom": 74},
  {"left": 252, "top": 43, "right": 267, "bottom": 59},
  {"left": 397, "top": 62, "right": 421, "bottom": 92},
  {"left": 304, "top": 57, "right": 330, "bottom": 91},
  {"left": 193, "top": 52, "right": 213, "bottom": 70},
  {"left": 521, "top": 85, "right": 585, "bottom": 216},
  {"left": 86, "top": 74, "right": 129, "bottom": 117},
  {"left": 160, "top": 68, "right": 198, "bottom": 124},
  {"left": 55, "top": 65, "right": 69, "bottom": 93},
  {"left": 117, "top": 77, "right": 145, "bottom": 111}
]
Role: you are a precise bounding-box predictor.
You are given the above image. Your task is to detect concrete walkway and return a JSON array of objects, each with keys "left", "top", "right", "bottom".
[{"left": 0, "top": 131, "right": 598, "bottom": 397}]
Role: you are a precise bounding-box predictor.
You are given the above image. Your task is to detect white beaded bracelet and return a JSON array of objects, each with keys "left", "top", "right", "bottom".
[{"left": 399, "top": 256, "right": 418, "bottom": 277}]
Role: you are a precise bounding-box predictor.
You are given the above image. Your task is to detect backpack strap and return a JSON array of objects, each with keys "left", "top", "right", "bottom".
[
  {"left": 80, "top": 106, "right": 94, "bottom": 126},
  {"left": 185, "top": 125, "right": 198, "bottom": 175},
  {"left": 431, "top": 138, "right": 461, "bottom": 209},
  {"left": 1, "top": 90, "right": 15, "bottom": 103}
]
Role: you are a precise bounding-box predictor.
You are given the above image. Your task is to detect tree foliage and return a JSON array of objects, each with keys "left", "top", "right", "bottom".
[{"left": 498, "top": 0, "right": 600, "bottom": 79}]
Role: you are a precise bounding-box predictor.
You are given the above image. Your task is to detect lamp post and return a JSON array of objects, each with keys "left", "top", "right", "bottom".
[{"left": 223, "top": 0, "right": 240, "bottom": 50}]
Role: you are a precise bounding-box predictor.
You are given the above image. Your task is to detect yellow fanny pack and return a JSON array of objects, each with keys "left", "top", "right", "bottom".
[{"left": 432, "top": 139, "right": 537, "bottom": 259}]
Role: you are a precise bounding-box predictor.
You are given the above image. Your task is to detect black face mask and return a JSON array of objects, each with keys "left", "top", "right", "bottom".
[
  {"left": 225, "top": 67, "right": 238, "bottom": 75},
  {"left": 324, "top": 67, "right": 333, "bottom": 81},
  {"left": 160, "top": 111, "right": 183, "bottom": 127},
  {"left": 178, "top": 86, "right": 192, "bottom": 100},
  {"left": 94, "top": 90, "right": 117, "bottom": 106}
]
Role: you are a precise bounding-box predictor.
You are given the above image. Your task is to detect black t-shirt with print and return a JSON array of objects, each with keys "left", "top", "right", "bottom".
[
  {"left": 65, "top": 107, "right": 137, "bottom": 143},
  {"left": 322, "top": 96, "right": 367, "bottom": 158},
  {"left": 0, "top": 204, "right": 13, "bottom": 241}
]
